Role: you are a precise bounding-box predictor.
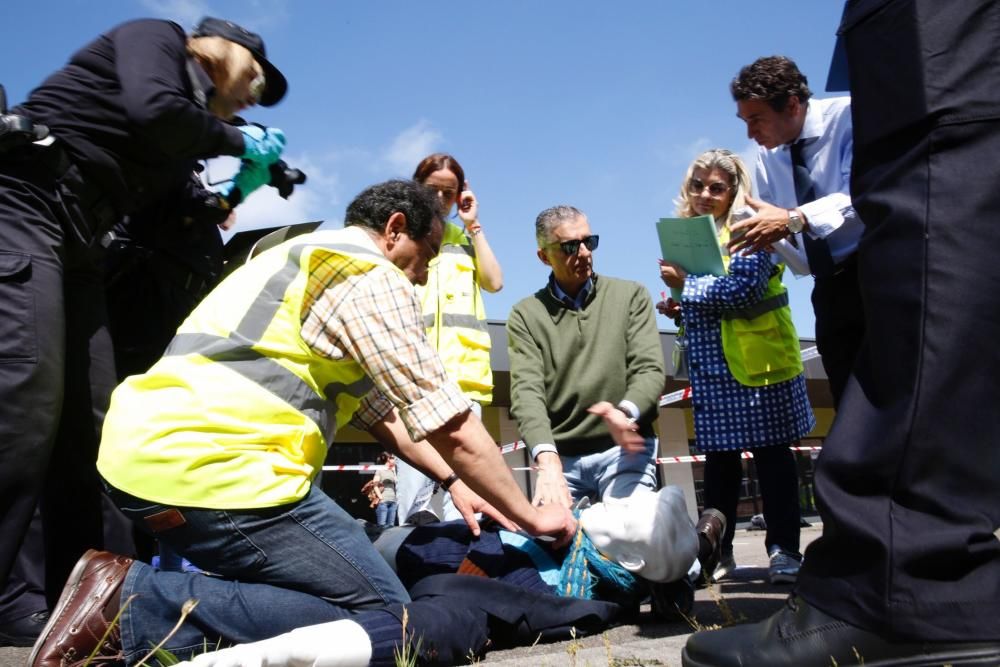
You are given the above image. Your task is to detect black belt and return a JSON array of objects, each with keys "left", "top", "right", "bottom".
[
  {"left": 7, "top": 140, "right": 120, "bottom": 235},
  {"left": 52, "top": 144, "right": 120, "bottom": 234}
]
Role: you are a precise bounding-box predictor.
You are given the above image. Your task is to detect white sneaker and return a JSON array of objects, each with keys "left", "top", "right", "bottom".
[
  {"left": 768, "top": 548, "right": 801, "bottom": 584},
  {"left": 711, "top": 550, "right": 738, "bottom": 582}
]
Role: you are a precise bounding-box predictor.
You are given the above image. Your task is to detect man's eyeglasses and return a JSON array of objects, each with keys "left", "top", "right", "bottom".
[
  {"left": 688, "top": 179, "right": 731, "bottom": 197},
  {"left": 547, "top": 235, "right": 600, "bottom": 256}
]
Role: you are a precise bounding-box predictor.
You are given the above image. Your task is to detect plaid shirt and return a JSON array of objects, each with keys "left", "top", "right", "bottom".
[{"left": 298, "top": 227, "right": 470, "bottom": 442}]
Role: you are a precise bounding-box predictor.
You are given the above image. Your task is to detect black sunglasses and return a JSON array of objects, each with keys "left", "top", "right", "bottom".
[{"left": 548, "top": 234, "right": 600, "bottom": 255}]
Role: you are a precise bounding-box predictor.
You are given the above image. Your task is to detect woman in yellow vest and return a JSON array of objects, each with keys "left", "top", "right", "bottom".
[
  {"left": 657, "top": 149, "right": 815, "bottom": 586},
  {"left": 394, "top": 154, "right": 504, "bottom": 524}
]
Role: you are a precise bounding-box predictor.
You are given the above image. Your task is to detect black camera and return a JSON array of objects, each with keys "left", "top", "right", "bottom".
[
  {"left": 221, "top": 158, "right": 307, "bottom": 208},
  {"left": 0, "top": 85, "right": 49, "bottom": 153},
  {"left": 268, "top": 160, "right": 307, "bottom": 199}
]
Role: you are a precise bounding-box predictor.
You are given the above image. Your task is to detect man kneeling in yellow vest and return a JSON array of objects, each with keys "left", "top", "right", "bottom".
[{"left": 30, "top": 180, "right": 577, "bottom": 667}]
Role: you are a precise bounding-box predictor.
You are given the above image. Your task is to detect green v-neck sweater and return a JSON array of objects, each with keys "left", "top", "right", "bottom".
[{"left": 507, "top": 275, "right": 666, "bottom": 457}]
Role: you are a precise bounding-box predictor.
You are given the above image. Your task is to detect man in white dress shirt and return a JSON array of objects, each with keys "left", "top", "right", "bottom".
[{"left": 726, "top": 55, "right": 864, "bottom": 407}]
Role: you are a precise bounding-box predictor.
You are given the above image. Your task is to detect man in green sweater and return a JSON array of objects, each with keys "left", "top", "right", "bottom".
[{"left": 508, "top": 205, "right": 666, "bottom": 508}]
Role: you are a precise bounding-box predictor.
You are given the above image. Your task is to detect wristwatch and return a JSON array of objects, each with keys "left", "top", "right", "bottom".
[
  {"left": 786, "top": 210, "right": 805, "bottom": 234},
  {"left": 616, "top": 404, "right": 638, "bottom": 428}
]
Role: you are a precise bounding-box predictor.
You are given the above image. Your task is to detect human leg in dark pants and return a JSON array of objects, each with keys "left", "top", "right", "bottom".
[
  {"left": 0, "top": 152, "right": 118, "bottom": 613},
  {"left": 751, "top": 445, "right": 801, "bottom": 557},
  {"left": 811, "top": 260, "right": 864, "bottom": 408},
  {"left": 682, "top": 1, "right": 1000, "bottom": 663},
  {"left": 798, "top": 0, "right": 1000, "bottom": 640},
  {"left": 42, "top": 255, "right": 117, "bottom": 607},
  {"left": 703, "top": 447, "right": 800, "bottom": 557},
  {"left": 701, "top": 450, "right": 742, "bottom": 552}
]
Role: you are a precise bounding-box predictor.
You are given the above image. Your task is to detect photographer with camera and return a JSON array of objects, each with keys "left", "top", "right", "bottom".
[
  {"left": 105, "top": 152, "right": 307, "bottom": 381},
  {"left": 0, "top": 16, "right": 289, "bottom": 645}
]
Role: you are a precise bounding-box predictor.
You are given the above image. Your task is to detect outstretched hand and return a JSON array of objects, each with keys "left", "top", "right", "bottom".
[
  {"left": 527, "top": 503, "right": 578, "bottom": 549},
  {"left": 448, "top": 479, "right": 519, "bottom": 536},
  {"left": 588, "top": 401, "right": 645, "bottom": 453},
  {"left": 532, "top": 452, "right": 573, "bottom": 509},
  {"left": 728, "top": 195, "right": 791, "bottom": 255}
]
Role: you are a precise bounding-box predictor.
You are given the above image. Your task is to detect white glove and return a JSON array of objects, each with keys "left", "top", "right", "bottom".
[{"left": 175, "top": 619, "right": 372, "bottom": 667}]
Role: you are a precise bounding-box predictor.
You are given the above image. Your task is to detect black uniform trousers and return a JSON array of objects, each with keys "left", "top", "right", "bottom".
[
  {"left": 0, "top": 144, "right": 117, "bottom": 607},
  {"left": 798, "top": 0, "right": 1000, "bottom": 642},
  {"left": 812, "top": 255, "right": 864, "bottom": 408}
]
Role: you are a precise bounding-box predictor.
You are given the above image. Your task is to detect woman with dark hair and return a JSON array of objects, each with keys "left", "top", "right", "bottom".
[
  {"left": 657, "top": 149, "right": 814, "bottom": 585},
  {"left": 394, "top": 153, "right": 503, "bottom": 524}
]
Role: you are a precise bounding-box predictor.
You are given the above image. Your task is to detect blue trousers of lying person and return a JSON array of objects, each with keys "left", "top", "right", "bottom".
[{"left": 174, "top": 486, "right": 697, "bottom": 666}]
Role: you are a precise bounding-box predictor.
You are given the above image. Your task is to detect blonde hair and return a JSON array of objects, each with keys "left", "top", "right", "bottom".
[
  {"left": 675, "top": 149, "right": 753, "bottom": 228},
  {"left": 187, "top": 36, "right": 262, "bottom": 101}
]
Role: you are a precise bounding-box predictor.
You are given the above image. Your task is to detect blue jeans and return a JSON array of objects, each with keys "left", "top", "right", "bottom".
[
  {"left": 561, "top": 436, "right": 659, "bottom": 503},
  {"left": 104, "top": 482, "right": 410, "bottom": 663},
  {"left": 375, "top": 500, "right": 397, "bottom": 527}
]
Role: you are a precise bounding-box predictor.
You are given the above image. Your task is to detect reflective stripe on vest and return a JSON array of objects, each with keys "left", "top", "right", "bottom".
[
  {"left": 419, "top": 222, "right": 493, "bottom": 403},
  {"left": 720, "top": 265, "right": 804, "bottom": 387},
  {"left": 164, "top": 239, "right": 381, "bottom": 415},
  {"left": 710, "top": 224, "right": 803, "bottom": 387},
  {"left": 422, "top": 312, "right": 489, "bottom": 332},
  {"left": 97, "top": 229, "right": 394, "bottom": 509},
  {"left": 721, "top": 291, "right": 790, "bottom": 321}
]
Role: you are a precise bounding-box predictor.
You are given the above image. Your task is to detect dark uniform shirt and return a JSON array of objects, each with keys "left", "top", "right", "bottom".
[{"left": 14, "top": 18, "right": 244, "bottom": 215}]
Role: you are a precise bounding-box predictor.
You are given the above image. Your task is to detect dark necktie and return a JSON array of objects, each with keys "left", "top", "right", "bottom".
[{"left": 790, "top": 140, "right": 836, "bottom": 279}]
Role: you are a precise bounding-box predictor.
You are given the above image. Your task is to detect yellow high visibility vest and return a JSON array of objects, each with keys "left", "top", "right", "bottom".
[
  {"left": 416, "top": 222, "right": 493, "bottom": 404},
  {"left": 717, "top": 225, "right": 804, "bottom": 386},
  {"left": 97, "top": 227, "right": 398, "bottom": 508}
]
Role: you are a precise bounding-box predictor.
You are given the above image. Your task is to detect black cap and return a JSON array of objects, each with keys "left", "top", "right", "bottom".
[{"left": 193, "top": 17, "right": 287, "bottom": 106}]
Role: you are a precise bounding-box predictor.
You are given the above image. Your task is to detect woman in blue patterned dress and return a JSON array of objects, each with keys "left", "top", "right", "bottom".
[{"left": 657, "top": 149, "right": 815, "bottom": 585}]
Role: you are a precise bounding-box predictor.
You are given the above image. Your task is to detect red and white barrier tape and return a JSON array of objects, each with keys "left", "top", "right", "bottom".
[
  {"left": 510, "top": 445, "right": 821, "bottom": 469},
  {"left": 655, "top": 445, "right": 821, "bottom": 465},
  {"left": 329, "top": 347, "right": 821, "bottom": 470}
]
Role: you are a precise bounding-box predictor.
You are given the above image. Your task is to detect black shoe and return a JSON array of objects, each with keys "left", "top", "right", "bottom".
[
  {"left": 649, "top": 576, "right": 695, "bottom": 621},
  {"left": 0, "top": 610, "right": 49, "bottom": 647},
  {"left": 682, "top": 595, "right": 1000, "bottom": 666}
]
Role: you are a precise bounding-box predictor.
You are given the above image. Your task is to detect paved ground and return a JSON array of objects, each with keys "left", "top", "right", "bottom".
[{"left": 0, "top": 521, "right": 821, "bottom": 667}]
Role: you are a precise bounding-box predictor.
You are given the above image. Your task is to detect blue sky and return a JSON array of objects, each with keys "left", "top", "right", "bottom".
[{"left": 3, "top": 1, "right": 846, "bottom": 337}]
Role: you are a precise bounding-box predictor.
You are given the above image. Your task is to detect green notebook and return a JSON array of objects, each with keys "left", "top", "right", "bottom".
[{"left": 656, "top": 214, "right": 726, "bottom": 300}]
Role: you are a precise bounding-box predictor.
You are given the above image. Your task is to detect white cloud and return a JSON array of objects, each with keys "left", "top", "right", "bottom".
[{"left": 382, "top": 120, "right": 442, "bottom": 177}]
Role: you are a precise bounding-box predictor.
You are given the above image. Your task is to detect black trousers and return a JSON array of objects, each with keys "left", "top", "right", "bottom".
[
  {"left": 812, "top": 257, "right": 864, "bottom": 408},
  {"left": 799, "top": 0, "right": 1000, "bottom": 642},
  {"left": 0, "top": 147, "right": 117, "bottom": 608},
  {"left": 703, "top": 446, "right": 801, "bottom": 557}
]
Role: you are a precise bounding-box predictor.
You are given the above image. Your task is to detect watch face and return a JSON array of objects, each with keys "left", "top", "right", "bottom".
[{"left": 787, "top": 214, "right": 804, "bottom": 234}]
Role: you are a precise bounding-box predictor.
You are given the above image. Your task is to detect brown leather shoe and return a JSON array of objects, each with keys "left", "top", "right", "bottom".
[
  {"left": 28, "top": 550, "right": 133, "bottom": 666},
  {"left": 695, "top": 508, "right": 726, "bottom": 584}
]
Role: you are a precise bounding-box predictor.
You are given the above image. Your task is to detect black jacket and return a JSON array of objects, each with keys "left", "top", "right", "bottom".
[{"left": 15, "top": 18, "right": 244, "bottom": 214}]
